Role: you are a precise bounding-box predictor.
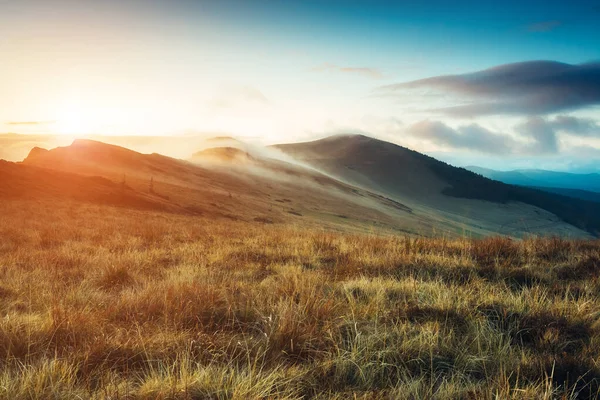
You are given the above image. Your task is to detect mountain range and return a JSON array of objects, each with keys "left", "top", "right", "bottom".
[
  {"left": 2, "top": 134, "right": 599, "bottom": 238},
  {"left": 467, "top": 166, "right": 600, "bottom": 200}
]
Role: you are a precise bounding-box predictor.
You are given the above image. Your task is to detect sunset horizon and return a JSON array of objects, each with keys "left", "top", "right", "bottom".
[
  {"left": 2, "top": 0, "right": 600, "bottom": 171},
  {"left": 2, "top": 1, "right": 600, "bottom": 398}
]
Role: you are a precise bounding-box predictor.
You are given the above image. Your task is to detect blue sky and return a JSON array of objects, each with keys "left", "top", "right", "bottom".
[{"left": 1, "top": 0, "right": 599, "bottom": 170}]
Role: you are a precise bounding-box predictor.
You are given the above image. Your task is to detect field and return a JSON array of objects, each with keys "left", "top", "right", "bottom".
[{"left": 1, "top": 200, "right": 600, "bottom": 399}]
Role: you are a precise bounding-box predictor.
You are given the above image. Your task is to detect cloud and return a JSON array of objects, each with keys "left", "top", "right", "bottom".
[
  {"left": 515, "top": 117, "right": 559, "bottom": 154},
  {"left": 565, "top": 145, "right": 600, "bottom": 172},
  {"left": 510, "top": 115, "right": 600, "bottom": 155},
  {"left": 527, "top": 20, "right": 562, "bottom": 32},
  {"left": 405, "top": 115, "right": 600, "bottom": 155},
  {"left": 7, "top": 120, "right": 56, "bottom": 125},
  {"left": 376, "top": 61, "right": 600, "bottom": 116},
  {"left": 551, "top": 115, "right": 600, "bottom": 136},
  {"left": 208, "top": 85, "right": 270, "bottom": 109},
  {"left": 406, "top": 120, "right": 518, "bottom": 154},
  {"left": 232, "top": 86, "right": 270, "bottom": 105},
  {"left": 313, "top": 63, "right": 383, "bottom": 79}
]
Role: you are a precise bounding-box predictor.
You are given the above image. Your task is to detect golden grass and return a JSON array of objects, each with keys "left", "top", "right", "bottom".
[{"left": 1, "top": 199, "right": 600, "bottom": 399}]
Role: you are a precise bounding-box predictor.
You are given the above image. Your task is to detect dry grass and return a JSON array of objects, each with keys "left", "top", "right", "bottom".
[{"left": 1, "top": 199, "right": 600, "bottom": 399}]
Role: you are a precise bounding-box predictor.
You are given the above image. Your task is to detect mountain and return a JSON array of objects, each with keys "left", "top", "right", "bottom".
[
  {"left": 6, "top": 135, "right": 599, "bottom": 238},
  {"left": 467, "top": 166, "right": 600, "bottom": 193},
  {"left": 275, "top": 134, "right": 446, "bottom": 200},
  {"left": 275, "top": 134, "right": 600, "bottom": 237},
  {"left": 14, "top": 139, "right": 433, "bottom": 235},
  {"left": 0, "top": 159, "right": 170, "bottom": 211},
  {"left": 23, "top": 139, "right": 197, "bottom": 182}
]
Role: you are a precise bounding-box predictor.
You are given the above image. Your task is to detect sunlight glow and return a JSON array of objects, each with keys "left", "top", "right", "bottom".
[
  {"left": 55, "top": 101, "right": 97, "bottom": 136},
  {"left": 53, "top": 98, "right": 134, "bottom": 137}
]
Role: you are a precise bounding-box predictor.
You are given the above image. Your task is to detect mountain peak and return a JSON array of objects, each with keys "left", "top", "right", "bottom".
[
  {"left": 22, "top": 139, "right": 146, "bottom": 171},
  {"left": 69, "top": 139, "right": 139, "bottom": 153},
  {"left": 25, "top": 146, "right": 49, "bottom": 161},
  {"left": 71, "top": 138, "right": 102, "bottom": 146}
]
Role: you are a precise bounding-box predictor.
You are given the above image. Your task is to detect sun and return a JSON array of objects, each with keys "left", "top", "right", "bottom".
[{"left": 55, "top": 103, "right": 98, "bottom": 136}]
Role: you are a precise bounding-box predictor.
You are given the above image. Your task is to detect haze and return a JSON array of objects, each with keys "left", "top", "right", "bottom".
[{"left": 1, "top": 0, "right": 600, "bottom": 171}]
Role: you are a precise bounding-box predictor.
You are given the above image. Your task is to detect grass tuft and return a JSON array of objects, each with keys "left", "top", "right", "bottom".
[{"left": 1, "top": 200, "right": 599, "bottom": 398}]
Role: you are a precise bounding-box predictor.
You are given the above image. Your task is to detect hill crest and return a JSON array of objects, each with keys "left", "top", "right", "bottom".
[{"left": 276, "top": 134, "right": 600, "bottom": 236}]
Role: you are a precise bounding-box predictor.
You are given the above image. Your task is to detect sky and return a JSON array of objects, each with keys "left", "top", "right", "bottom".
[{"left": 1, "top": 0, "right": 600, "bottom": 171}]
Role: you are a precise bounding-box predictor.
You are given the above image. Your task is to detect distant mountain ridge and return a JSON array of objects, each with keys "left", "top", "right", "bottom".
[
  {"left": 467, "top": 166, "right": 600, "bottom": 193},
  {"left": 275, "top": 134, "right": 600, "bottom": 236}
]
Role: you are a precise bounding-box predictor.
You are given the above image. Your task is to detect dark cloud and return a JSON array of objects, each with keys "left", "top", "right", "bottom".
[
  {"left": 527, "top": 20, "right": 562, "bottom": 32},
  {"left": 551, "top": 115, "right": 600, "bottom": 136},
  {"left": 515, "top": 117, "right": 559, "bottom": 154},
  {"left": 512, "top": 115, "right": 600, "bottom": 155},
  {"left": 313, "top": 63, "right": 383, "bottom": 79},
  {"left": 377, "top": 61, "right": 600, "bottom": 117},
  {"left": 406, "top": 120, "right": 518, "bottom": 154},
  {"left": 510, "top": 115, "right": 600, "bottom": 155},
  {"left": 405, "top": 116, "right": 599, "bottom": 155}
]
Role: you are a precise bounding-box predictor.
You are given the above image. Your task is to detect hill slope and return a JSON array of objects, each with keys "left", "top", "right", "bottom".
[
  {"left": 275, "top": 134, "right": 599, "bottom": 237},
  {"left": 0, "top": 159, "right": 171, "bottom": 211},
  {"left": 6, "top": 136, "right": 596, "bottom": 238},
  {"left": 529, "top": 186, "right": 600, "bottom": 203},
  {"left": 15, "top": 139, "right": 435, "bottom": 235},
  {"left": 1, "top": 202, "right": 599, "bottom": 398}
]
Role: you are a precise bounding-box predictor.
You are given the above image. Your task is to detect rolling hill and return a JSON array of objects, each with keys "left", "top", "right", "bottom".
[
  {"left": 13, "top": 139, "right": 436, "bottom": 235},
  {"left": 0, "top": 159, "right": 170, "bottom": 211},
  {"left": 2, "top": 135, "right": 597, "bottom": 238},
  {"left": 275, "top": 134, "right": 600, "bottom": 237}
]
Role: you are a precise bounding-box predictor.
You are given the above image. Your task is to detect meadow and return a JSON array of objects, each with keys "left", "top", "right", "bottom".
[{"left": 1, "top": 200, "right": 600, "bottom": 399}]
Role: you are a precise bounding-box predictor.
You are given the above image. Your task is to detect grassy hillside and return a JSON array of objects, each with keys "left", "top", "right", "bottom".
[
  {"left": 0, "top": 160, "right": 170, "bottom": 211},
  {"left": 2, "top": 137, "right": 589, "bottom": 238},
  {"left": 1, "top": 199, "right": 599, "bottom": 399},
  {"left": 437, "top": 164, "right": 600, "bottom": 236},
  {"left": 530, "top": 187, "right": 600, "bottom": 203},
  {"left": 276, "top": 134, "right": 600, "bottom": 236},
  {"left": 13, "top": 139, "right": 434, "bottom": 236}
]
